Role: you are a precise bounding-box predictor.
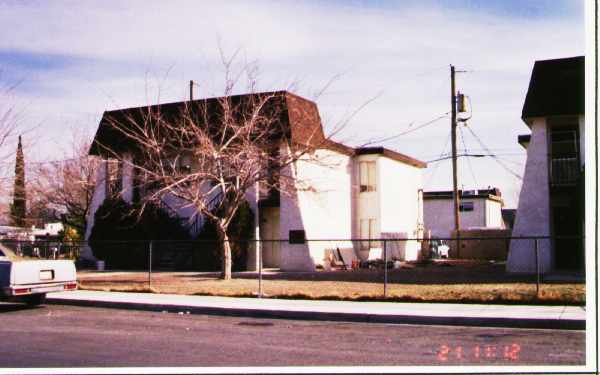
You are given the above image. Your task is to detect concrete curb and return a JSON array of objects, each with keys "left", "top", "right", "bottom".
[{"left": 46, "top": 297, "right": 585, "bottom": 330}]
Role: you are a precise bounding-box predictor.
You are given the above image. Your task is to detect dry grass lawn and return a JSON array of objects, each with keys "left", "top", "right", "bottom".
[{"left": 77, "top": 262, "right": 585, "bottom": 305}]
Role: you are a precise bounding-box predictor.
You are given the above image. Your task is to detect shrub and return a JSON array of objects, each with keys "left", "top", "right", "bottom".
[
  {"left": 193, "top": 201, "right": 254, "bottom": 271},
  {"left": 89, "top": 198, "right": 191, "bottom": 269}
]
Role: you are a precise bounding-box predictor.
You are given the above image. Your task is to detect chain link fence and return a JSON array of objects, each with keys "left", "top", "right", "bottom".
[{"left": 0, "top": 235, "right": 584, "bottom": 301}]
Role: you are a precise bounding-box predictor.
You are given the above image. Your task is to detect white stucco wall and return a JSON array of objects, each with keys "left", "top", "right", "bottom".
[
  {"left": 353, "top": 154, "right": 380, "bottom": 257},
  {"left": 82, "top": 159, "right": 108, "bottom": 261},
  {"left": 245, "top": 185, "right": 260, "bottom": 271},
  {"left": 278, "top": 148, "right": 353, "bottom": 271},
  {"left": 355, "top": 155, "right": 379, "bottom": 224},
  {"left": 485, "top": 199, "right": 504, "bottom": 228},
  {"left": 377, "top": 156, "right": 423, "bottom": 261},
  {"left": 84, "top": 146, "right": 423, "bottom": 270},
  {"left": 423, "top": 197, "right": 490, "bottom": 239},
  {"left": 507, "top": 118, "right": 552, "bottom": 273}
]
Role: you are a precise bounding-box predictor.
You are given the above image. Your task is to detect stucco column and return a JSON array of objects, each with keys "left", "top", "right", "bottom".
[
  {"left": 81, "top": 159, "right": 109, "bottom": 261},
  {"left": 507, "top": 118, "right": 552, "bottom": 273},
  {"left": 245, "top": 183, "right": 260, "bottom": 271}
]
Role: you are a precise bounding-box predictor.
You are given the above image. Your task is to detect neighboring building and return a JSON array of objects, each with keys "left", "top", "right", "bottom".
[
  {"left": 32, "top": 222, "right": 64, "bottom": 240},
  {"left": 0, "top": 225, "right": 30, "bottom": 241},
  {"left": 422, "top": 188, "right": 505, "bottom": 240},
  {"left": 85, "top": 91, "right": 427, "bottom": 271},
  {"left": 0, "top": 222, "right": 63, "bottom": 241},
  {"left": 507, "top": 56, "right": 585, "bottom": 273}
]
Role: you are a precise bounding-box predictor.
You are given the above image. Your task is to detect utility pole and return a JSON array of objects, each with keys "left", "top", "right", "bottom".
[
  {"left": 189, "top": 80, "right": 194, "bottom": 101},
  {"left": 450, "top": 65, "right": 461, "bottom": 257}
]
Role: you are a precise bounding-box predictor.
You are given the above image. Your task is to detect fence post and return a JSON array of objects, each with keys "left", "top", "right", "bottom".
[
  {"left": 148, "top": 240, "right": 153, "bottom": 289},
  {"left": 383, "top": 239, "right": 388, "bottom": 298},
  {"left": 258, "top": 240, "right": 263, "bottom": 298},
  {"left": 534, "top": 238, "right": 540, "bottom": 297}
]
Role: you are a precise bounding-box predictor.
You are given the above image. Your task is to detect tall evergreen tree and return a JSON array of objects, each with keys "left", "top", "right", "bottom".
[{"left": 10, "top": 135, "right": 26, "bottom": 227}]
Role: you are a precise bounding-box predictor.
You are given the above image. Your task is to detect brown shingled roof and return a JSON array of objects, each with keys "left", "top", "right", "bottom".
[
  {"left": 90, "top": 91, "right": 325, "bottom": 157},
  {"left": 89, "top": 91, "right": 425, "bottom": 169}
]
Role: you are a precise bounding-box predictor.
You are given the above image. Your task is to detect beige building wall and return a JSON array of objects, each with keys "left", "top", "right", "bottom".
[
  {"left": 377, "top": 156, "right": 423, "bottom": 261},
  {"left": 279, "top": 148, "right": 353, "bottom": 271}
]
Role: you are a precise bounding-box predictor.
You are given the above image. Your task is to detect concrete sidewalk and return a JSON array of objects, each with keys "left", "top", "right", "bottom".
[{"left": 46, "top": 290, "right": 586, "bottom": 330}]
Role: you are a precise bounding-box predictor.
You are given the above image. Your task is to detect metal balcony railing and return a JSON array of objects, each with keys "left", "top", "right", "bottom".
[{"left": 551, "top": 157, "right": 580, "bottom": 186}]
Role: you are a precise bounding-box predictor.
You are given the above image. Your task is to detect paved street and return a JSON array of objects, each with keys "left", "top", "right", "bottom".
[{"left": 0, "top": 302, "right": 585, "bottom": 368}]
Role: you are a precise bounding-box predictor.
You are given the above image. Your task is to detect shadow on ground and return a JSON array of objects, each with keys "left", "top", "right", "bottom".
[
  {"left": 0, "top": 302, "right": 41, "bottom": 313},
  {"left": 173, "top": 263, "right": 584, "bottom": 285}
]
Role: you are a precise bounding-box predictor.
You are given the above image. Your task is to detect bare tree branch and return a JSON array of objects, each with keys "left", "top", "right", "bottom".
[{"left": 94, "top": 51, "right": 370, "bottom": 279}]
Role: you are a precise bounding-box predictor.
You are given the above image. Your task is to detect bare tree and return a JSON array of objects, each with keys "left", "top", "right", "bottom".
[
  {"left": 29, "top": 129, "right": 99, "bottom": 236},
  {"left": 0, "top": 76, "right": 23, "bottom": 199},
  {"left": 0, "top": 77, "right": 22, "bottom": 159},
  {"left": 94, "top": 57, "right": 354, "bottom": 280}
]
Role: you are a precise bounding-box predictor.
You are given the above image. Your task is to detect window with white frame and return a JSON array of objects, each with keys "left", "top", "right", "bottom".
[
  {"left": 359, "top": 218, "right": 377, "bottom": 249},
  {"left": 359, "top": 161, "right": 376, "bottom": 192}
]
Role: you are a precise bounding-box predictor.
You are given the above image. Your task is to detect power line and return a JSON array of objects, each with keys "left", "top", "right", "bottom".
[
  {"left": 363, "top": 112, "right": 450, "bottom": 146},
  {"left": 424, "top": 130, "right": 452, "bottom": 186},
  {"left": 459, "top": 125, "right": 478, "bottom": 187},
  {"left": 426, "top": 153, "right": 485, "bottom": 163},
  {"left": 498, "top": 158, "right": 525, "bottom": 167},
  {"left": 464, "top": 125, "right": 523, "bottom": 180}
]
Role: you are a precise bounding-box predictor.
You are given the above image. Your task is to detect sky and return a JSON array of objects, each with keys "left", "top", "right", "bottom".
[{"left": 0, "top": 0, "right": 586, "bottom": 208}]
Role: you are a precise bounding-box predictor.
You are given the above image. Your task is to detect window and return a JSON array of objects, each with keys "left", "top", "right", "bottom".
[
  {"left": 359, "top": 218, "right": 377, "bottom": 249},
  {"left": 289, "top": 230, "right": 306, "bottom": 244},
  {"left": 550, "top": 128, "right": 580, "bottom": 186},
  {"left": 551, "top": 129, "right": 578, "bottom": 159},
  {"left": 359, "top": 161, "right": 376, "bottom": 192},
  {"left": 106, "top": 160, "right": 122, "bottom": 197},
  {"left": 459, "top": 201, "right": 474, "bottom": 212}
]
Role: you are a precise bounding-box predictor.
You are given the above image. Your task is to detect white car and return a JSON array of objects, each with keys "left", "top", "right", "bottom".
[{"left": 0, "top": 246, "right": 77, "bottom": 305}]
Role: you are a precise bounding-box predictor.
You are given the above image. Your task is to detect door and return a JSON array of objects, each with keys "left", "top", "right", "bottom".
[
  {"left": 259, "top": 207, "right": 280, "bottom": 268},
  {"left": 553, "top": 204, "right": 583, "bottom": 270}
]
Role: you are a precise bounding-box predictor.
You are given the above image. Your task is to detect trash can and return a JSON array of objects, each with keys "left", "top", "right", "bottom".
[{"left": 96, "top": 260, "right": 105, "bottom": 271}]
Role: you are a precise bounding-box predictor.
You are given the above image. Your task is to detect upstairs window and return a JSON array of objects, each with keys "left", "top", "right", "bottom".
[
  {"left": 359, "top": 161, "right": 376, "bottom": 192},
  {"left": 550, "top": 128, "right": 580, "bottom": 186},
  {"left": 551, "top": 129, "right": 578, "bottom": 159},
  {"left": 106, "top": 160, "right": 122, "bottom": 198}
]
